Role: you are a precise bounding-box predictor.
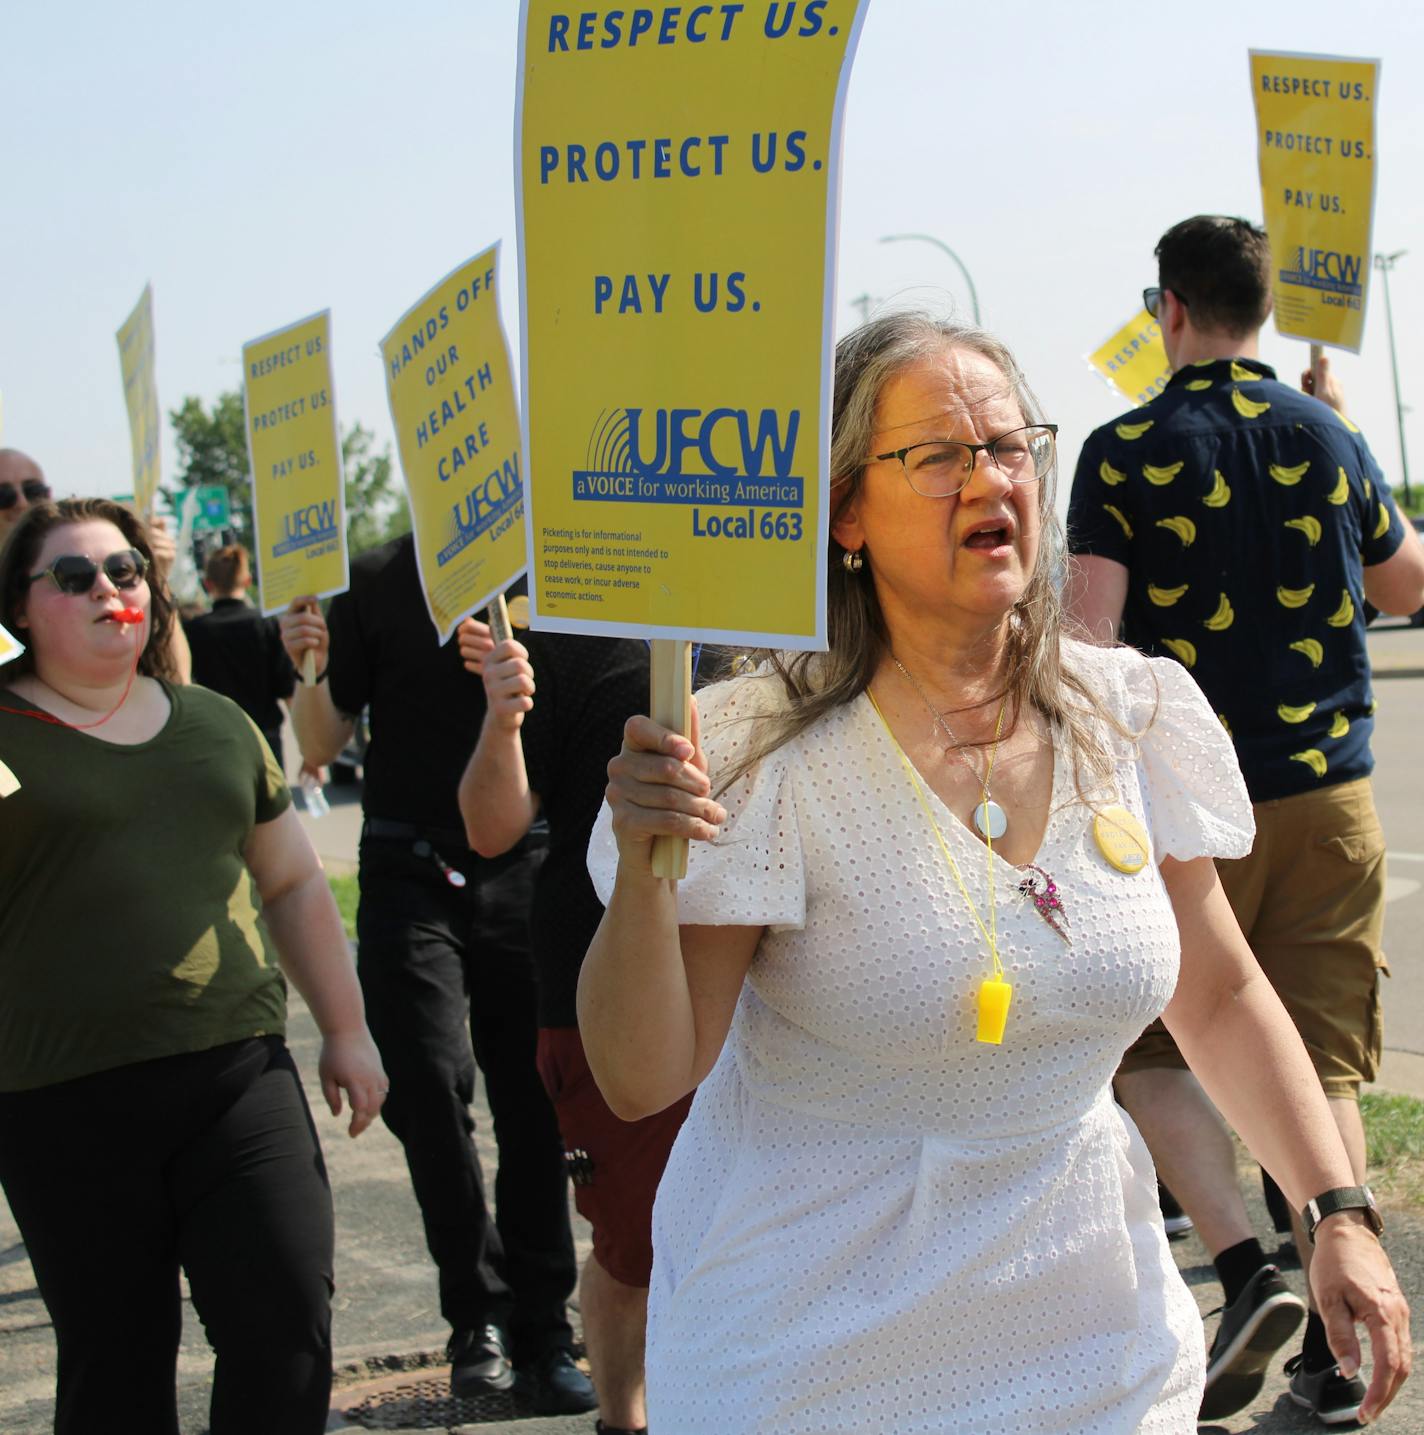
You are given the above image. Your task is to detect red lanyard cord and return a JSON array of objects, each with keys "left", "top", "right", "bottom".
[{"left": 0, "top": 611, "right": 146, "bottom": 732}]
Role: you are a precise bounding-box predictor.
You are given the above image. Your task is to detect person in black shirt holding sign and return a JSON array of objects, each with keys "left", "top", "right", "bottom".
[
  {"left": 458, "top": 622, "right": 690, "bottom": 1435},
  {"left": 280, "top": 535, "right": 592, "bottom": 1414},
  {"left": 1068, "top": 215, "right": 1424, "bottom": 1424},
  {"left": 184, "top": 544, "right": 296, "bottom": 770}
]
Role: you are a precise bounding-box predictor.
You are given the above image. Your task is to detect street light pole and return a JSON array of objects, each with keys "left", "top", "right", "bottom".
[
  {"left": 880, "top": 233, "right": 981, "bottom": 324},
  {"left": 1374, "top": 249, "right": 1412, "bottom": 508}
]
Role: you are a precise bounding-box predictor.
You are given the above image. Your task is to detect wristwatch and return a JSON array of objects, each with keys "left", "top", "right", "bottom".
[{"left": 1301, "top": 1186, "right": 1384, "bottom": 1244}]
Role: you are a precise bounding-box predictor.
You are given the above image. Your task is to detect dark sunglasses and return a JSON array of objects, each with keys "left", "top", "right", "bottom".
[
  {"left": 0, "top": 479, "right": 51, "bottom": 510},
  {"left": 22, "top": 549, "right": 151, "bottom": 596},
  {"left": 1143, "top": 286, "right": 1188, "bottom": 321}
]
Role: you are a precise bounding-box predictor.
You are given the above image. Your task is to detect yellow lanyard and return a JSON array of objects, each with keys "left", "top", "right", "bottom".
[{"left": 867, "top": 690, "right": 1013, "bottom": 1044}]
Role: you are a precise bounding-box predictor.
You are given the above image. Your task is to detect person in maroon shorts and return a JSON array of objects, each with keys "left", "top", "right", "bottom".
[{"left": 459, "top": 620, "right": 689, "bottom": 1435}]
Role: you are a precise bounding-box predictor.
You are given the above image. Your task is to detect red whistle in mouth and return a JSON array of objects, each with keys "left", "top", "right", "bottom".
[{"left": 113, "top": 609, "right": 145, "bottom": 625}]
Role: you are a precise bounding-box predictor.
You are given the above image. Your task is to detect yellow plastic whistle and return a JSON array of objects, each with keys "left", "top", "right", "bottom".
[{"left": 976, "top": 978, "right": 1013, "bottom": 1045}]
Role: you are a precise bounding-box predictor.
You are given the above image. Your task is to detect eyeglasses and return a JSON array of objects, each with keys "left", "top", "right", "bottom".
[
  {"left": 1143, "top": 287, "right": 1187, "bottom": 320},
  {"left": 22, "top": 549, "right": 151, "bottom": 596},
  {"left": 0, "top": 480, "right": 51, "bottom": 511},
  {"left": 871, "top": 424, "right": 1058, "bottom": 498}
]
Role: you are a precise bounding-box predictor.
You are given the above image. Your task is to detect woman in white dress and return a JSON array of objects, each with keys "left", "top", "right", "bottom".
[{"left": 577, "top": 314, "right": 1410, "bottom": 1432}]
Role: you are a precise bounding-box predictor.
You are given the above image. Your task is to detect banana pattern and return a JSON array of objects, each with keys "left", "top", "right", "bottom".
[
  {"left": 1104, "top": 504, "right": 1133, "bottom": 539},
  {"left": 1161, "top": 638, "right": 1197, "bottom": 667},
  {"left": 1231, "top": 388, "right": 1272, "bottom": 419},
  {"left": 1326, "top": 467, "right": 1350, "bottom": 505},
  {"left": 1277, "top": 702, "right": 1317, "bottom": 724},
  {"left": 1202, "top": 470, "right": 1231, "bottom": 507},
  {"left": 1290, "top": 749, "right": 1329, "bottom": 778},
  {"left": 1143, "top": 461, "right": 1184, "bottom": 485},
  {"left": 1373, "top": 504, "right": 1391, "bottom": 540},
  {"left": 1202, "top": 594, "right": 1234, "bottom": 631},
  {"left": 1270, "top": 461, "right": 1310, "bottom": 485},
  {"left": 1099, "top": 460, "right": 1127, "bottom": 486},
  {"left": 1276, "top": 583, "right": 1315, "bottom": 609},
  {"left": 1230, "top": 362, "right": 1259, "bottom": 382},
  {"left": 1284, "top": 516, "right": 1322, "bottom": 546},
  {"left": 1156, "top": 516, "right": 1196, "bottom": 546},
  {"left": 1289, "top": 638, "right": 1324, "bottom": 668},
  {"left": 1115, "top": 419, "right": 1154, "bottom": 441},
  {"left": 1147, "top": 583, "right": 1189, "bottom": 606},
  {"left": 1186, "top": 379, "right": 1213, "bottom": 391},
  {"left": 1328, "top": 712, "right": 1350, "bottom": 739},
  {"left": 1325, "top": 590, "right": 1355, "bottom": 628}
]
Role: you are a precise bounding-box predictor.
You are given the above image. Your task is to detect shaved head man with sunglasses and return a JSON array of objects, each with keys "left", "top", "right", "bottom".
[{"left": 0, "top": 450, "right": 51, "bottom": 543}]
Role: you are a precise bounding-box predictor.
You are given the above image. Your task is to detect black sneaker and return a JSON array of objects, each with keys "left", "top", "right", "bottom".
[
  {"left": 448, "top": 1323, "right": 514, "bottom": 1397},
  {"left": 1159, "top": 1183, "right": 1193, "bottom": 1240},
  {"left": 1285, "top": 1353, "right": 1367, "bottom": 1426},
  {"left": 514, "top": 1346, "right": 598, "bottom": 1415},
  {"left": 1198, "top": 1265, "right": 1306, "bottom": 1420}
]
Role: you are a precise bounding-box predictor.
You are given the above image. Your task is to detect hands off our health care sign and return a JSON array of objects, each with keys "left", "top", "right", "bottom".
[
  {"left": 382, "top": 245, "right": 525, "bottom": 643},
  {"left": 1250, "top": 50, "right": 1379, "bottom": 353},
  {"left": 116, "top": 285, "right": 161, "bottom": 517},
  {"left": 1085, "top": 310, "right": 1171, "bottom": 409},
  {"left": 242, "top": 311, "right": 349, "bottom": 615},
  {"left": 517, "top": 0, "right": 870, "bottom": 647}
]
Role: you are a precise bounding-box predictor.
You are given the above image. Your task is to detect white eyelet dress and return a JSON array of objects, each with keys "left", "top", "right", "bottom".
[{"left": 587, "top": 639, "right": 1255, "bottom": 1434}]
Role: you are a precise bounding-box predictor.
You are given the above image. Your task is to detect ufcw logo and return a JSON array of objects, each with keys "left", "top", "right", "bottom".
[
  {"left": 573, "top": 407, "right": 802, "bottom": 504},
  {"left": 1285, "top": 246, "right": 1363, "bottom": 296},
  {"left": 274, "top": 499, "right": 339, "bottom": 557}
]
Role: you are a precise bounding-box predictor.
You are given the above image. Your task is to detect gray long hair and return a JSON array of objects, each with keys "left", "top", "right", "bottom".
[{"left": 716, "top": 310, "right": 1142, "bottom": 801}]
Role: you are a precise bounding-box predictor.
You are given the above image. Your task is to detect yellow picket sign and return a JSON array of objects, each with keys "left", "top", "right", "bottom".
[
  {"left": 1085, "top": 309, "right": 1171, "bottom": 408},
  {"left": 381, "top": 245, "right": 525, "bottom": 643},
  {"left": 0, "top": 622, "right": 23, "bottom": 669},
  {"left": 116, "top": 284, "right": 161, "bottom": 516},
  {"left": 1250, "top": 50, "right": 1380, "bottom": 353},
  {"left": 242, "top": 311, "right": 349, "bottom": 617},
  {"left": 516, "top": 0, "right": 869, "bottom": 647}
]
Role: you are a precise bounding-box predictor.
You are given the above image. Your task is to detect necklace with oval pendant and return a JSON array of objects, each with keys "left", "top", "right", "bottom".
[{"left": 973, "top": 798, "right": 1009, "bottom": 841}]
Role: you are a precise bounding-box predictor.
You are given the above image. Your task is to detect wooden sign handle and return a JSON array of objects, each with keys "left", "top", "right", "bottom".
[
  {"left": 486, "top": 592, "right": 513, "bottom": 646},
  {"left": 302, "top": 649, "right": 318, "bottom": 686},
  {"left": 1309, "top": 342, "right": 1325, "bottom": 392},
  {"left": 649, "top": 638, "right": 693, "bottom": 881}
]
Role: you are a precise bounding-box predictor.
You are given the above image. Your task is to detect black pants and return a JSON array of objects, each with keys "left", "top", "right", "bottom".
[
  {"left": 356, "top": 833, "right": 575, "bottom": 1358},
  {"left": 0, "top": 1037, "right": 333, "bottom": 1435}
]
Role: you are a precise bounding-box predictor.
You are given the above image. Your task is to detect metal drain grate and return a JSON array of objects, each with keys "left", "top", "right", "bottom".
[{"left": 345, "top": 1375, "right": 522, "bottom": 1430}]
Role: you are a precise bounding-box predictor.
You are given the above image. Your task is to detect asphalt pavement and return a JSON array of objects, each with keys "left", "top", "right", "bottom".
[{"left": 1, "top": 622, "right": 1422, "bottom": 1432}]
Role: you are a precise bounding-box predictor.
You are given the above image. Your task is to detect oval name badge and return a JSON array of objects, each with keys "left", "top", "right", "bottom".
[{"left": 1093, "top": 806, "right": 1150, "bottom": 875}]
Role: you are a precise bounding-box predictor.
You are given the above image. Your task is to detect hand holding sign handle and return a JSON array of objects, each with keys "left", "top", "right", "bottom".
[
  {"left": 486, "top": 592, "right": 513, "bottom": 646},
  {"left": 650, "top": 639, "right": 694, "bottom": 880}
]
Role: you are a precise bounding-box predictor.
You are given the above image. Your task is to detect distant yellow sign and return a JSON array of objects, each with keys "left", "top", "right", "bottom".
[
  {"left": 382, "top": 245, "right": 524, "bottom": 643},
  {"left": 1085, "top": 309, "right": 1171, "bottom": 408},
  {"left": 1250, "top": 50, "right": 1379, "bottom": 353},
  {"left": 116, "top": 285, "right": 161, "bottom": 515},
  {"left": 517, "top": 0, "right": 869, "bottom": 647},
  {"left": 0, "top": 622, "right": 22, "bottom": 668},
  {"left": 242, "top": 311, "right": 348, "bottom": 615}
]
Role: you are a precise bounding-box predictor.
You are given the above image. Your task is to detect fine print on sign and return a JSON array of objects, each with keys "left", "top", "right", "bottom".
[
  {"left": 1250, "top": 49, "right": 1380, "bottom": 353},
  {"left": 382, "top": 244, "right": 526, "bottom": 643},
  {"left": 517, "top": 0, "right": 870, "bottom": 648},
  {"left": 242, "top": 310, "right": 350, "bottom": 616},
  {"left": 1085, "top": 309, "right": 1171, "bottom": 409},
  {"left": 116, "top": 284, "right": 161, "bottom": 517}
]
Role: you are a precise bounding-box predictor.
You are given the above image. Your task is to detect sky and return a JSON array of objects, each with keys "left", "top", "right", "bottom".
[{"left": 3, "top": 0, "right": 1421, "bottom": 517}]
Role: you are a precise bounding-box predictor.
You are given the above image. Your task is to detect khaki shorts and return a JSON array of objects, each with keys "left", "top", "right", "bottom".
[{"left": 1119, "top": 777, "right": 1388, "bottom": 1097}]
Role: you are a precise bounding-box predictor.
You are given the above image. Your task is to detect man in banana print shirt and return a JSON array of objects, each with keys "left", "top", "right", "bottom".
[{"left": 1067, "top": 215, "right": 1424, "bottom": 1425}]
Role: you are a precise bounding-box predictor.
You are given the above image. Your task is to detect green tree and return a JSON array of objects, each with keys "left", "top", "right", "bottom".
[{"left": 168, "top": 392, "right": 409, "bottom": 560}]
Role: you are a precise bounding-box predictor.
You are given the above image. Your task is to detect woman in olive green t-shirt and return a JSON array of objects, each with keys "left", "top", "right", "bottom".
[{"left": 0, "top": 498, "right": 386, "bottom": 1435}]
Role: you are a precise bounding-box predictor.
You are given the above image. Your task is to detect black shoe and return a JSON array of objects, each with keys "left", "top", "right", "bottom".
[
  {"left": 448, "top": 1323, "right": 514, "bottom": 1397},
  {"left": 514, "top": 1346, "right": 598, "bottom": 1415},
  {"left": 1158, "top": 1183, "right": 1193, "bottom": 1240},
  {"left": 1285, "top": 1354, "right": 1367, "bottom": 1426},
  {"left": 1198, "top": 1265, "right": 1306, "bottom": 1420}
]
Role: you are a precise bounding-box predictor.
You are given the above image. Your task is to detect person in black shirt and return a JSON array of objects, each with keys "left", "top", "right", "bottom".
[
  {"left": 1067, "top": 215, "right": 1424, "bottom": 1424},
  {"left": 184, "top": 544, "right": 296, "bottom": 769},
  {"left": 458, "top": 623, "right": 690, "bottom": 1435},
  {"left": 279, "top": 535, "right": 591, "bottom": 1414}
]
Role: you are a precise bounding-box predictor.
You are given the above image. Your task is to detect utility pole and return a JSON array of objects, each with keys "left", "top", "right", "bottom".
[
  {"left": 849, "top": 293, "right": 876, "bottom": 326},
  {"left": 1374, "top": 250, "right": 1412, "bottom": 508},
  {"left": 880, "top": 234, "right": 981, "bottom": 324}
]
